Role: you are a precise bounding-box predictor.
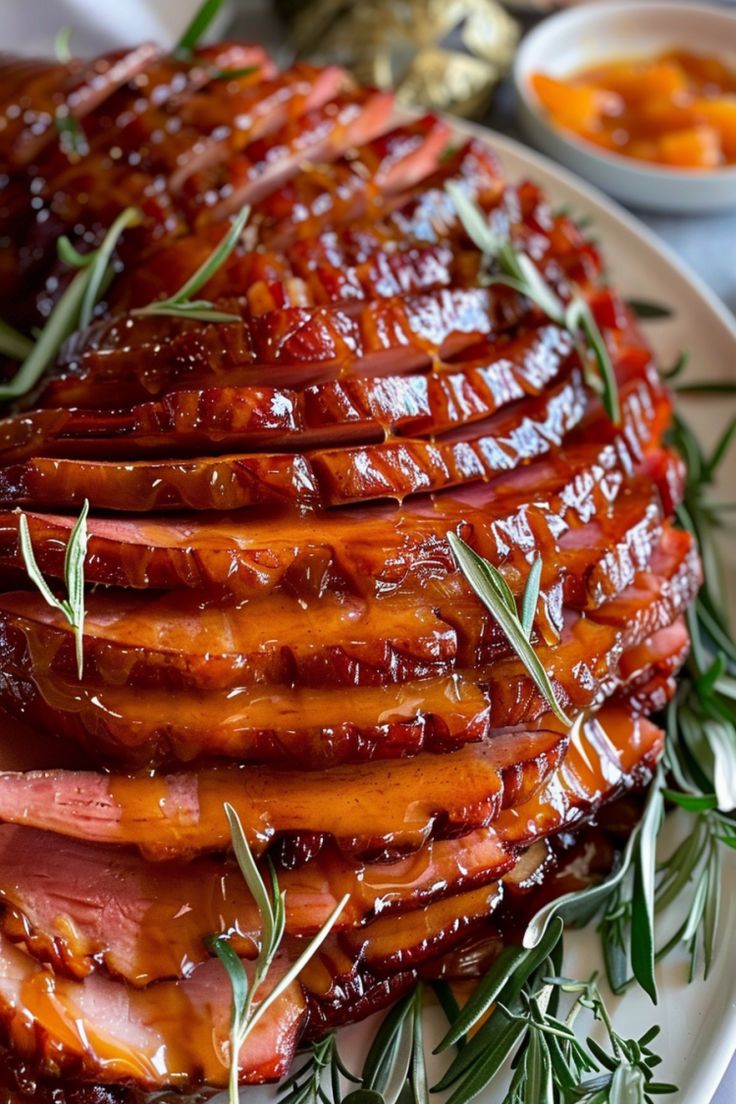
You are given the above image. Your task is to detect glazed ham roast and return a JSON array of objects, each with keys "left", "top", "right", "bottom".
[{"left": 0, "top": 30, "right": 702, "bottom": 1102}]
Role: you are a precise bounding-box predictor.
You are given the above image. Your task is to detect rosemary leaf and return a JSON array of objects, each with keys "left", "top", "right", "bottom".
[
  {"left": 630, "top": 768, "right": 664, "bottom": 1003},
  {"left": 444, "top": 180, "right": 503, "bottom": 256},
  {"left": 79, "top": 207, "right": 142, "bottom": 329},
  {"left": 133, "top": 204, "right": 250, "bottom": 323},
  {"left": 57, "top": 237, "right": 97, "bottom": 268},
  {"left": 520, "top": 554, "right": 542, "bottom": 640},
  {"left": 661, "top": 790, "right": 717, "bottom": 812},
  {"left": 410, "top": 987, "right": 429, "bottom": 1104},
  {"left": 447, "top": 534, "right": 572, "bottom": 727},
  {"left": 567, "top": 297, "right": 621, "bottom": 425},
  {"left": 437, "top": 918, "right": 564, "bottom": 1052},
  {"left": 360, "top": 990, "right": 415, "bottom": 1101},
  {"left": 674, "top": 380, "right": 736, "bottom": 396},
  {"left": 18, "top": 499, "right": 89, "bottom": 679},
  {"left": 63, "top": 498, "right": 90, "bottom": 679},
  {"left": 625, "top": 298, "right": 674, "bottom": 320},
  {"left": 446, "top": 184, "right": 619, "bottom": 425},
  {"left": 0, "top": 208, "right": 141, "bottom": 402},
  {"left": 54, "top": 26, "right": 73, "bottom": 62},
  {"left": 213, "top": 804, "right": 348, "bottom": 1104},
  {"left": 176, "top": 0, "right": 226, "bottom": 56},
  {"left": 0, "top": 267, "right": 88, "bottom": 401},
  {"left": 56, "top": 114, "right": 87, "bottom": 159},
  {"left": 0, "top": 319, "right": 33, "bottom": 362}
]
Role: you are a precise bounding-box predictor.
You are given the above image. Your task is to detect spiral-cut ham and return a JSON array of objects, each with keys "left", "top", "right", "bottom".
[
  {"left": 0, "top": 31, "right": 702, "bottom": 1097},
  {"left": 0, "top": 703, "right": 664, "bottom": 987}
]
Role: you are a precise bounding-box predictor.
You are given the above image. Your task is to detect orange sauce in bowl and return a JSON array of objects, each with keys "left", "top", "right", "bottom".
[{"left": 531, "top": 50, "right": 736, "bottom": 169}]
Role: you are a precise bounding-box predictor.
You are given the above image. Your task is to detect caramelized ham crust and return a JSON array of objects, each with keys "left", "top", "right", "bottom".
[{"left": 0, "top": 34, "right": 702, "bottom": 1099}]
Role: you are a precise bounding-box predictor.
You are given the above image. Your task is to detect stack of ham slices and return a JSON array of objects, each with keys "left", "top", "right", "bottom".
[{"left": 0, "top": 38, "right": 701, "bottom": 1102}]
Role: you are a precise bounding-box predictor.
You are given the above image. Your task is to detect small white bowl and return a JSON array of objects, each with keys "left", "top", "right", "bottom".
[{"left": 513, "top": 0, "right": 736, "bottom": 213}]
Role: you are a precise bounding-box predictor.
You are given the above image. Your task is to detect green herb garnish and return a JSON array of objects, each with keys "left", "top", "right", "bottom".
[
  {"left": 447, "top": 534, "right": 571, "bottom": 727},
  {"left": 0, "top": 208, "right": 141, "bottom": 403},
  {"left": 19, "top": 500, "right": 89, "bottom": 680},
  {"left": 446, "top": 182, "right": 620, "bottom": 425},
  {"left": 342, "top": 986, "right": 428, "bottom": 1104},
  {"left": 0, "top": 319, "right": 33, "bottom": 362},
  {"left": 626, "top": 298, "right": 674, "bottom": 320},
  {"left": 279, "top": 1034, "right": 359, "bottom": 1104},
  {"left": 209, "top": 803, "right": 349, "bottom": 1104},
  {"left": 54, "top": 26, "right": 73, "bottom": 63},
  {"left": 55, "top": 114, "right": 88, "bottom": 160},
  {"left": 175, "top": 0, "right": 227, "bottom": 58},
  {"left": 132, "top": 205, "right": 250, "bottom": 324}
]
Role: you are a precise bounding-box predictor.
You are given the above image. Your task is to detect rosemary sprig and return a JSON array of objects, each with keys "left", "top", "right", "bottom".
[
  {"left": 18, "top": 500, "right": 89, "bottom": 679},
  {"left": 625, "top": 299, "right": 674, "bottom": 320},
  {"left": 0, "top": 319, "right": 33, "bottom": 362},
  {"left": 61, "top": 207, "right": 143, "bottom": 330},
  {"left": 132, "top": 205, "right": 250, "bottom": 324},
  {"left": 279, "top": 1034, "right": 359, "bottom": 1104},
  {"left": 175, "top": 0, "right": 227, "bottom": 57},
  {"left": 446, "top": 182, "right": 620, "bottom": 425},
  {"left": 209, "top": 804, "right": 349, "bottom": 1104},
  {"left": 447, "top": 534, "right": 571, "bottom": 727},
  {"left": 343, "top": 985, "right": 429, "bottom": 1104},
  {"left": 0, "top": 207, "right": 141, "bottom": 403},
  {"left": 54, "top": 26, "right": 73, "bottom": 63}
]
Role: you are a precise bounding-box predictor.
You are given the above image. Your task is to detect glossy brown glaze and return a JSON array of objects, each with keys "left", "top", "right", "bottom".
[{"left": 0, "top": 36, "right": 702, "bottom": 1096}]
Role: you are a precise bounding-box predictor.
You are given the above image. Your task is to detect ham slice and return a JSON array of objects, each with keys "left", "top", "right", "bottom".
[
  {"left": 0, "top": 933, "right": 305, "bottom": 1088},
  {"left": 0, "top": 703, "right": 663, "bottom": 986},
  {"left": 0, "top": 727, "right": 566, "bottom": 860},
  {"left": 0, "top": 445, "right": 681, "bottom": 598},
  {"left": 182, "top": 87, "right": 395, "bottom": 222},
  {"left": 0, "top": 44, "right": 162, "bottom": 166},
  {"left": 0, "top": 325, "right": 575, "bottom": 455},
  {"left": 0, "top": 370, "right": 662, "bottom": 512},
  {"left": 0, "top": 527, "right": 696, "bottom": 766}
]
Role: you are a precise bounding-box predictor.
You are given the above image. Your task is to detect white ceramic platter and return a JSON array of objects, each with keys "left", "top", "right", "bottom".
[{"left": 240, "top": 124, "right": 736, "bottom": 1104}]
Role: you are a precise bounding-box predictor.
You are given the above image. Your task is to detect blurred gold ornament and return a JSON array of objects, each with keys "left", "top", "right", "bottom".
[{"left": 278, "top": 0, "right": 520, "bottom": 119}]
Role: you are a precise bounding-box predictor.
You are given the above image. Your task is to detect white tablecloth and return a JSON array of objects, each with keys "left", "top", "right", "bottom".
[{"left": 4, "top": 1, "right": 736, "bottom": 1098}]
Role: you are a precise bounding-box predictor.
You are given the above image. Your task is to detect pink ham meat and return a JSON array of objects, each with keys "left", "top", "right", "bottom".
[
  {"left": 0, "top": 727, "right": 567, "bottom": 860},
  {"left": 45, "top": 285, "right": 525, "bottom": 406},
  {"left": 0, "top": 932, "right": 305, "bottom": 1088},
  {"left": 0, "top": 705, "right": 664, "bottom": 987}
]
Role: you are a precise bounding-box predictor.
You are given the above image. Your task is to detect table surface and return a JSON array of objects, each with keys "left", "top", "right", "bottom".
[{"left": 7, "top": 1, "right": 736, "bottom": 1099}]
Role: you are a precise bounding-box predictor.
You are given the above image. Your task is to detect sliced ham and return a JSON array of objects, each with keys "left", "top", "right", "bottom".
[
  {"left": 0, "top": 933, "right": 305, "bottom": 1088},
  {"left": 0, "top": 528, "right": 696, "bottom": 766},
  {"left": 0, "top": 445, "right": 681, "bottom": 598},
  {"left": 0, "top": 370, "right": 662, "bottom": 512},
  {"left": 0, "top": 491, "right": 676, "bottom": 698},
  {"left": 0, "top": 704, "right": 663, "bottom": 986},
  {"left": 0, "top": 325, "right": 575, "bottom": 455},
  {"left": 0, "top": 726, "right": 566, "bottom": 860},
  {"left": 0, "top": 44, "right": 162, "bottom": 166}
]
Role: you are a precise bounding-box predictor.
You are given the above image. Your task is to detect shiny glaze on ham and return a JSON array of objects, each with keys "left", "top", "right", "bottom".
[{"left": 0, "top": 35, "right": 702, "bottom": 1097}]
